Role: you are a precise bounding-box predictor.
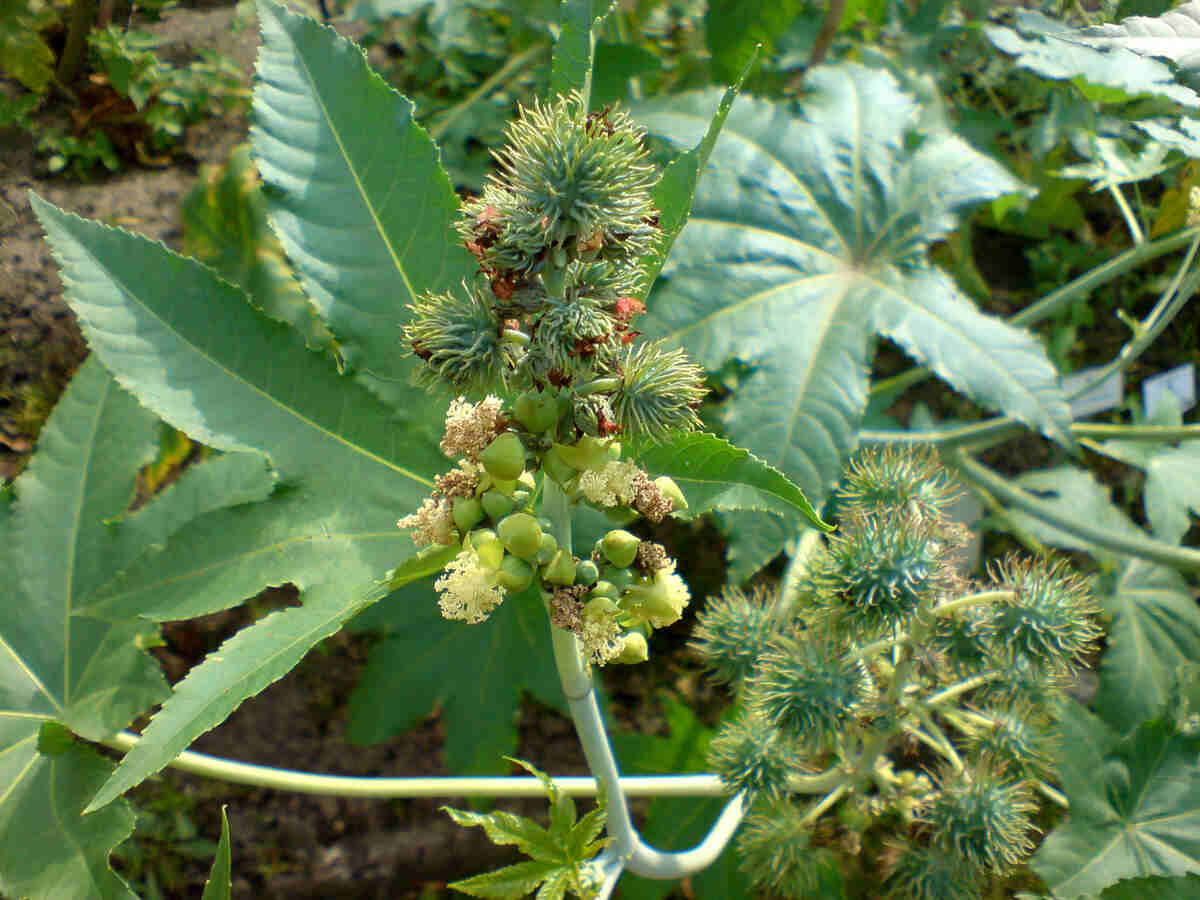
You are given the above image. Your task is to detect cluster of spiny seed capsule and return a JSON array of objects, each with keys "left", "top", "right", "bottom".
[
  {"left": 403, "top": 92, "right": 707, "bottom": 443},
  {"left": 400, "top": 394, "right": 691, "bottom": 665},
  {"left": 691, "top": 448, "right": 1102, "bottom": 900}
]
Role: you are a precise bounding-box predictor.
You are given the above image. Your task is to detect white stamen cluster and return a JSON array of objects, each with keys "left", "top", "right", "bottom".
[
  {"left": 396, "top": 496, "right": 456, "bottom": 548},
  {"left": 440, "top": 395, "right": 505, "bottom": 460},
  {"left": 434, "top": 549, "right": 506, "bottom": 624}
]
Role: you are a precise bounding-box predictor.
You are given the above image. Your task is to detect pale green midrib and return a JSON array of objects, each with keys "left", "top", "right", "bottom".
[
  {"left": 279, "top": 29, "right": 418, "bottom": 304},
  {"left": 0, "top": 635, "right": 62, "bottom": 717},
  {"left": 60, "top": 375, "right": 109, "bottom": 710},
  {"left": 69, "top": 231, "right": 432, "bottom": 489},
  {"left": 868, "top": 273, "right": 1064, "bottom": 428},
  {"left": 778, "top": 277, "right": 853, "bottom": 471},
  {"left": 88, "top": 528, "right": 403, "bottom": 610},
  {"left": 852, "top": 78, "right": 864, "bottom": 257},
  {"left": 0, "top": 741, "right": 38, "bottom": 809}
]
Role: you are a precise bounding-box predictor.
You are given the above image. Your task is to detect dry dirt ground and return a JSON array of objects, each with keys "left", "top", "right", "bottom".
[{"left": 0, "top": 5, "right": 644, "bottom": 897}]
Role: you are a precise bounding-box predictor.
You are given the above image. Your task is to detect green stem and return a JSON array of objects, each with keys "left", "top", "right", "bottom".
[
  {"left": 922, "top": 671, "right": 1003, "bottom": 707},
  {"left": 951, "top": 449, "right": 1200, "bottom": 571},
  {"left": 1109, "top": 184, "right": 1144, "bottom": 245},
  {"left": 1072, "top": 423, "right": 1200, "bottom": 440}
]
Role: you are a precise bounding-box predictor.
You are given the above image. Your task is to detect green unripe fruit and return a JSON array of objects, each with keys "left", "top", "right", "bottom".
[
  {"left": 575, "top": 560, "right": 600, "bottom": 586},
  {"left": 481, "top": 490, "right": 516, "bottom": 522},
  {"left": 452, "top": 497, "right": 485, "bottom": 533},
  {"left": 612, "top": 632, "right": 649, "bottom": 665},
  {"left": 607, "top": 441, "right": 622, "bottom": 460},
  {"left": 479, "top": 432, "right": 526, "bottom": 481},
  {"left": 653, "top": 476, "right": 688, "bottom": 512},
  {"left": 554, "top": 436, "right": 614, "bottom": 472},
  {"left": 584, "top": 596, "right": 620, "bottom": 618},
  {"left": 603, "top": 505, "right": 637, "bottom": 525},
  {"left": 544, "top": 549, "right": 577, "bottom": 586},
  {"left": 468, "top": 528, "right": 505, "bottom": 570},
  {"left": 541, "top": 447, "right": 576, "bottom": 486},
  {"left": 496, "top": 555, "right": 534, "bottom": 592},
  {"left": 602, "top": 565, "right": 634, "bottom": 594},
  {"left": 513, "top": 388, "right": 560, "bottom": 433},
  {"left": 498, "top": 513, "right": 543, "bottom": 560},
  {"left": 535, "top": 532, "right": 559, "bottom": 565},
  {"left": 589, "top": 580, "right": 619, "bottom": 600},
  {"left": 601, "top": 530, "right": 640, "bottom": 568}
]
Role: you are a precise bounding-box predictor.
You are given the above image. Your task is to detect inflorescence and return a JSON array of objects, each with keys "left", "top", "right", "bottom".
[{"left": 691, "top": 447, "right": 1101, "bottom": 900}]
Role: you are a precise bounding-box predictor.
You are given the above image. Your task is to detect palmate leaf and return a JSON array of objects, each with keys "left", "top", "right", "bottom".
[
  {"left": 1068, "top": 1, "right": 1200, "bottom": 73},
  {"left": 1033, "top": 707, "right": 1200, "bottom": 898},
  {"left": 252, "top": 0, "right": 475, "bottom": 406},
  {"left": 985, "top": 10, "right": 1200, "bottom": 107},
  {"left": 636, "top": 64, "right": 1069, "bottom": 572},
  {"left": 346, "top": 584, "right": 564, "bottom": 773},
  {"left": 28, "top": 196, "right": 452, "bottom": 807},
  {"left": 1093, "top": 560, "right": 1200, "bottom": 735},
  {"left": 0, "top": 356, "right": 275, "bottom": 898},
  {"left": 1095, "top": 428, "right": 1200, "bottom": 545}
]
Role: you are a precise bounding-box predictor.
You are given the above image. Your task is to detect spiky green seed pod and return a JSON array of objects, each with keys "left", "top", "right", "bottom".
[
  {"left": 736, "top": 797, "right": 843, "bottom": 900},
  {"left": 513, "top": 387, "right": 559, "bottom": 433},
  {"left": 749, "top": 634, "right": 868, "bottom": 746},
  {"left": 481, "top": 490, "right": 516, "bottom": 522},
  {"left": 461, "top": 93, "right": 658, "bottom": 274},
  {"left": 451, "top": 497, "right": 485, "bottom": 534},
  {"left": 497, "top": 512, "right": 542, "bottom": 561},
  {"left": 609, "top": 341, "right": 707, "bottom": 440},
  {"left": 479, "top": 433, "right": 526, "bottom": 482},
  {"left": 986, "top": 555, "right": 1101, "bottom": 674},
  {"left": 611, "top": 632, "right": 649, "bottom": 664},
  {"left": 692, "top": 586, "right": 783, "bottom": 686},
  {"left": 839, "top": 445, "right": 961, "bottom": 524},
  {"left": 923, "top": 772, "right": 1037, "bottom": 874},
  {"left": 406, "top": 283, "right": 511, "bottom": 391},
  {"left": 963, "top": 707, "right": 1055, "bottom": 779},
  {"left": 543, "top": 549, "right": 577, "bottom": 586},
  {"left": 601, "top": 529, "right": 640, "bottom": 568},
  {"left": 812, "top": 511, "right": 957, "bottom": 638},
  {"left": 882, "top": 841, "right": 984, "bottom": 900},
  {"left": 708, "top": 711, "right": 803, "bottom": 801},
  {"left": 496, "top": 555, "right": 534, "bottom": 592}
]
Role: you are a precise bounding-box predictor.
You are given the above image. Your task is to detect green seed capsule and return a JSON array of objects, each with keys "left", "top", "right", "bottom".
[
  {"left": 575, "top": 559, "right": 600, "bottom": 586},
  {"left": 481, "top": 490, "right": 516, "bottom": 522},
  {"left": 513, "top": 388, "right": 560, "bottom": 433},
  {"left": 543, "top": 549, "right": 577, "bottom": 586},
  {"left": 589, "top": 580, "right": 618, "bottom": 600},
  {"left": 601, "top": 529, "right": 640, "bottom": 569},
  {"left": 535, "top": 532, "right": 559, "bottom": 565},
  {"left": 601, "top": 565, "right": 634, "bottom": 593},
  {"left": 612, "top": 632, "right": 649, "bottom": 665},
  {"left": 479, "top": 432, "right": 526, "bottom": 481},
  {"left": 468, "top": 528, "right": 505, "bottom": 571},
  {"left": 653, "top": 476, "right": 687, "bottom": 512},
  {"left": 452, "top": 497, "right": 485, "bottom": 533},
  {"left": 553, "top": 436, "right": 614, "bottom": 472},
  {"left": 497, "top": 513, "right": 543, "bottom": 560},
  {"left": 496, "top": 555, "right": 534, "bottom": 592}
]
